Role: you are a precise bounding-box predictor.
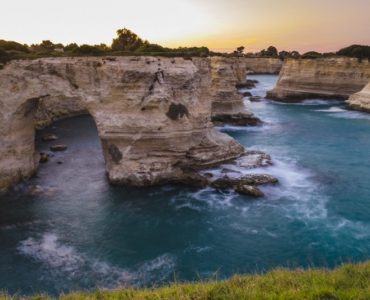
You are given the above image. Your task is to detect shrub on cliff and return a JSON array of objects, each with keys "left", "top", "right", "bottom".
[
  {"left": 302, "top": 51, "right": 322, "bottom": 59},
  {"left": 260, "top": 46, "right": 279, "bottom": 57},
  {"left": 337, "top": 45, "right": 370, "bottom": 61},
  {"left": 72, "top": 45, "right": 104, "bottom": 56},
  {"left": 64, "top": 43, "right": 79, "bottom": 52},
  {"left": 0, "top": 47, "right": 9, "bottom": 62},
  {"left": 0, "top": 39, "right": 29, "bottom": 53}
]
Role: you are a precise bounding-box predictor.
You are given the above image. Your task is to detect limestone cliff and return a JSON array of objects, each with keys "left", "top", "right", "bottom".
[
  {"left": 0, "top": 56, "right": 245, "bottom": 191},
  {"left": 346, "top": 81, "right": 370, "bottom": 113},
  {"left": 267, "top": 58, "right": 370, "bottom": 102},
  {"left": 243, "top": 58, "right": 282, "bottom": 74},
  {"left": 210, "top": 57, "right": 261, "bottom": 126}
]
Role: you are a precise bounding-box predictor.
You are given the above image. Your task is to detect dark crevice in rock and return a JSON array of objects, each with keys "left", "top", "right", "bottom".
[
  {"left": 108, "top": 144, "right": 123, "bottom": 164},
  {"left": 166, "top": 103, "right": 189, "bottom": 120}
]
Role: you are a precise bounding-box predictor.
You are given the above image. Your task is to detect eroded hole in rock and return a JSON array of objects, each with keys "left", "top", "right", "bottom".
[
  {"left": 108, "top": 144, "right": 123, "bottom": 164},
  {"left": 166, "top": 103, "right": 189, "bottom": 120}
]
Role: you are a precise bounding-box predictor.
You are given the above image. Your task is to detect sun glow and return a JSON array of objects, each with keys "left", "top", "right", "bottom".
[{"left": 1, "top": 0, "right": 370, "bottom": 52}]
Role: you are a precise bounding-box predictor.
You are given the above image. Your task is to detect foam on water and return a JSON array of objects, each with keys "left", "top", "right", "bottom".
[
  {"left": 316, "top": 107, "right": 347, "bottom": 113},
  {"left": 18, "top": 233, "right": 176, "bottom": 289}
]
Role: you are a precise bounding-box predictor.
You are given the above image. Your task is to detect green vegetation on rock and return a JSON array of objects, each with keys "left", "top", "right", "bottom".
[{"left": 1, "top": 261, "right": 369, "bottom": 299}]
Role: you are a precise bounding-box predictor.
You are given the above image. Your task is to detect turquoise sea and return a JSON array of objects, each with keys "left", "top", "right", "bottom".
[{"left": 1, "top": 75, "right": 369, "bottom": 296}]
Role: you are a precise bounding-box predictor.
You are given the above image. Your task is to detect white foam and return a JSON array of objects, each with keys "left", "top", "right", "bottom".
[
  {"left": 18, "top": 233, "right": 176, "bottom": 288},
  {"left": 316, "top": 107, "right": 346, "bottom": 113},
  {"left": 271, "top": 99, "right": 342, "bottom": 106}
]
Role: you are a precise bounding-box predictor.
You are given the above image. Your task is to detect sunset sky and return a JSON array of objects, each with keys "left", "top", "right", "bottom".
[{"left": 2, "top": 0, "right": 370, "bottom": 53}]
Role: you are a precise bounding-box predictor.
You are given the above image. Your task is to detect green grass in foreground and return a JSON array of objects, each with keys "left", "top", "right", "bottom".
[{"left": 1, "top": 261, "right": 370, "bottom": 300}]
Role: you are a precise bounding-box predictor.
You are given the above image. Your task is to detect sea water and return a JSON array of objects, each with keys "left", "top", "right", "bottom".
[{"left": 0, "top": 75, "right": 369, "bottom": 295}]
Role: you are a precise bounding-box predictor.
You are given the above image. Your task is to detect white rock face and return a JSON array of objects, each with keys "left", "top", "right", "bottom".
[
  {"left": 346, "top": 81, "right": 370, "bottom": 113},
  {"left": 267, "top": 58, "right": 370, "bottom": 102},
  {"left": 0, "top": 56, "right": 245, "bottom": 191}
]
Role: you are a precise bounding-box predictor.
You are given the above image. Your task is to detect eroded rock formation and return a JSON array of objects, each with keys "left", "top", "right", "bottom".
[
  {"left": 346, "top": 81, "right": 370, "bottom": 113},
  {"left": 0, "top": 56, "right": 248, "bottom": 191},
  {"left": 243, "top": 58, "right": 282, "bottom": 74},
  {"left": 267, "top": 58, "right": 370, "bottom": 102},
  {"left": 210, "top": 57, "right": 262, "bottom": 126}
]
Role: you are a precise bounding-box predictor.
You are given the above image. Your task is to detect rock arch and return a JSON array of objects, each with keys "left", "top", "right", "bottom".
[{"left": 0, "top": 56, "right": 244, "bottom": 191}]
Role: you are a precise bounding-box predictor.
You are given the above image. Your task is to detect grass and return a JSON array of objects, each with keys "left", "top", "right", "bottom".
[{"left": 1, "top": 261, "right": 370, "bottom": 299}]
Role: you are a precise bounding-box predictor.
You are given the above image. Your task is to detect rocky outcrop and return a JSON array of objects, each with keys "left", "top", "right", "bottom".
[
  {"left": 0, "top": 56, "right": 247, "bottom": 191},
  {"left": 210, "top": 57, "right": 262, "bottom": 126},
  {"left": 35, "top": 95, "right": 87, "bottom": 128},
  {"left": 346, "top": 81, "right": 370, "bottom": 113},
  {"left": 243, "top": 58, "right": 282, "bottom": 74},
  {"left": 267, "top": 58, "right": 370, "bottom": 102}
]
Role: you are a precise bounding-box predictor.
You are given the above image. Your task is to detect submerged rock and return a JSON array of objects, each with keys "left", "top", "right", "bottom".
[
  {"left": 50, "top": 144, "right": 67, "bottom": 152},
  {"left": 212, "top": 112, "right": 262, "bottom": 126},
  {"left": 210, "top": 174, "right": 278, "bottom": 189},
  {"left": 29, "top": 185, "right": 43, "bottom": 195},
  {"left": 235, "top": 184, "right": 264, "bottom": 197},
  {"left": 39, "top": 152, "right": 49, "bottom": 163},
  {"left": 41, "top": 133, "right": 58, "bottom": 141},
  {"left": 236, "top": 79, "right": 259, "bottom": 90},
  {"left": 237, "top": 151, "right": 273, "bottom": 169},
  {"left": 199, "top": 150, "right": 277, "bottom": 197},
  {"left": 242, "top": 91, "right": 252, "bottom": 97},
  {"left": 249, "top": 96, "right": 263, "bottom": 102}
]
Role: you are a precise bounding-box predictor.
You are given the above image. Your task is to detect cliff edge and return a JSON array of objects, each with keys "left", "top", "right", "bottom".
[{"left": 267, "top": 58, "right": 370, "bottom": 102}]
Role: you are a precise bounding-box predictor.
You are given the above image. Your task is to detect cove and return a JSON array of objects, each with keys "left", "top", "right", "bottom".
[{"left": 0, "top": 75, "right": 369, "bottom": 296}]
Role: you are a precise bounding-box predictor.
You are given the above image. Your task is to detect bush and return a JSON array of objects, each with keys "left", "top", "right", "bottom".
[
  {"left": 302, "top": 51, "right": 322, "bottom": 59},
  {"left": 0, "top": 40, "right": 29, "bottom": 52},
  {"left": 337, "top": 45, "right": 370, "bottom": 61},
  {"left": 0, "top": 47, "right": 9, "bottom": 63},
  {"left": 72, "top": 45, "right": 104, "bottom": 56}
]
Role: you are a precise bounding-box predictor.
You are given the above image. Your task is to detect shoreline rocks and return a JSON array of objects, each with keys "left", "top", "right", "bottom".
[
  {"left": 346, "top": 81, "right": 370, "bottom": 113},
  {"left": 267, "top": 58, "right": 370, "bottom": 102},
  {"left": 212, "top": 112, "right": 262, "bottom": 126}
]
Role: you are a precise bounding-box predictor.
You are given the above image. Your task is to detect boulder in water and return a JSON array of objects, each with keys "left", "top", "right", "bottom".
[
  {"left": 235, "top": 184, "right": 264, "bottom": 197},
  {"left": 42, "top": 133, "right": 58, "bottom": 141},
  {"left": 39, "top": 152, "right": 49, "bottom": 163},
  {"left": 250, "top": 96, "right": 262, "bottom": 102},
  {"left": 50, "top": 144, "right": 67, "bottom": 152}
]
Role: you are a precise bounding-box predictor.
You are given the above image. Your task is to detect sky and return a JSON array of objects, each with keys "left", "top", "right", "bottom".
[{"left": 1, "top": 0, "right": 370, "bottom": 53}]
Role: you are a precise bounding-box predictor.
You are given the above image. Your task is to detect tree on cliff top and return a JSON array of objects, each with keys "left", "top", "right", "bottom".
[
  {"left": 111, "top": 28, "right": 146, "bottom": 51},
  {"left": 337, "top": 45, "right": 370, "bottom": 61}
]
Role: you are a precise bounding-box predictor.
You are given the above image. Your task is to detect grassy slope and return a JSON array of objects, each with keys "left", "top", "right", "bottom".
[{"left": 1, "top": 261, "right": 370, "bottom": 300}]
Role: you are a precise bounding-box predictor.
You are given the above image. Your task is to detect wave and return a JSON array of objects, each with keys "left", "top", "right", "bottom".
[
  {"left": 18, "top": 233, "right": 176, "bottom": 289},
  {"left": 271, "top": 99, "right": 343, "bottom": 106},
  {"left": 316, "top": 107, "right": 346, "bottom": 113}
]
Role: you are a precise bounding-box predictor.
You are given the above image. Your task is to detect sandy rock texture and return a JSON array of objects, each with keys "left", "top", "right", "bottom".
[
  {"left": 0, "top": 56, "right": 247, "bottom": 191},
  {"left": 210, "top": 57, "right": 261, "bottom": 126},
  {"left": 346, "top": 81, "right": 370, "bottom": 113},
  {"left": 267, "top": 58, "right": 370, "bottom": 102},
  {"left": 243, "top": 58, "right": 282, "bottom": 74}
]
